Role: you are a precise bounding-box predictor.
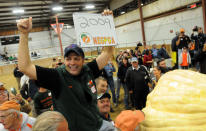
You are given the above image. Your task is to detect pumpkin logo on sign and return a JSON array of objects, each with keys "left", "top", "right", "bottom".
[{"left": 80, "top": 33, "right": 91, "bottom": 44}]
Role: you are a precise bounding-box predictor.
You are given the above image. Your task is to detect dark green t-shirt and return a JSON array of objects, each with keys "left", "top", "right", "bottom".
[
  {"left": 33, "top": 90, "right": 52, "bottom": 115},
  {"left": 36, "top": 60, "right": 102, "bottom": 131}
]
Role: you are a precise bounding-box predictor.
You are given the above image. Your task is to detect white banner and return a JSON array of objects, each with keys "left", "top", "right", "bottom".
[{"left": 73, "top": 13, "right": 118, "bottom": 47}]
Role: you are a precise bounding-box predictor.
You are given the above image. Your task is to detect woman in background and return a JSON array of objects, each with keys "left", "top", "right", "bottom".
[
  {"left": 152, "top": 66, "right": 162, "bottom": 87},
  {"left": 143, "top": 50, "right": 153, "bottom": 71}
]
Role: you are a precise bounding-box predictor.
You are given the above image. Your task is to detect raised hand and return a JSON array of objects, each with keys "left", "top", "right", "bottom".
[
  {"left": 17, "top": 17, "right": 32, "bottom": 34},
  {"left": 102, "top": 9, "right": 113, "bottom": 16}
]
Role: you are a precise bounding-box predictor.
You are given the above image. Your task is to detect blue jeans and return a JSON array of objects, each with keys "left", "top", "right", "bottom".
[
  {"left": 116, "top": 78, "right": 129, "bottom": 108},
  {"left": 107, "top": 77, "right": 116, "bottom": 103},
  {"left": 194, "top": 50, "right": 200, "bottom": 70},
  {"left": 178, "top": 49, "right": 182, "bottom": 69}
]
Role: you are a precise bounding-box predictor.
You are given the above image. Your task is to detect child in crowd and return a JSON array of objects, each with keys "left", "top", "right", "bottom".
[
  {"left": 95, "top": 76, "right": 108, "bottom": 94},
  {"left": 179, "top": 47, "right": 191, "bottom": 69}
]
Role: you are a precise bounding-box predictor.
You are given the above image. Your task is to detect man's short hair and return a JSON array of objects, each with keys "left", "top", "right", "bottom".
[
  {"left": 157, "top": 58, "right": 165, "bottom": 66},
  {"left": 32, "top": 111, "right": 67, "bottom": 131},
  {"left": 95, "top": 76, "right": 107, "bottom": 86}
]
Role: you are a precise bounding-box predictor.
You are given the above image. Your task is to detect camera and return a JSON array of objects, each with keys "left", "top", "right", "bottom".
[
  {"left": 193, "top": 26, "right": 199, "bottom": 32},
  {"left": 135, "top": 42, "right": 143, "bottom": 50}
]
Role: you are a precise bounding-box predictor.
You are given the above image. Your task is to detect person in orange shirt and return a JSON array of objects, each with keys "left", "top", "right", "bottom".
[{"left": 178, "top": 47, "right": 191, "bottom": 69}]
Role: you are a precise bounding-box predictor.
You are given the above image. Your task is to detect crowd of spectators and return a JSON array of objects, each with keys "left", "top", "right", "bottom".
[{"left": 0, "top": 8, "right": 205, "bottom": 131}]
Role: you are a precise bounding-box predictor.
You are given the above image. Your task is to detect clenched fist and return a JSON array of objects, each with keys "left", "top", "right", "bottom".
[
  {"left": 17, "top": 17, "right": 32, "bottom": 34},
  {"left": 102, "top": 9, "right": 113, "bottom": 16}
]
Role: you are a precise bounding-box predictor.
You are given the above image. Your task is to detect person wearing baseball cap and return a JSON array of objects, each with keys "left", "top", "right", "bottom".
[
  {"left": 0, "top": 101, "right": 36, "bottom": 131},
  {"left": 125, "top": 57, "right": 150, "bottom": 110},
  {"left": 64, "top": 44, "right": 85, "bottom": 58},
  {"left": 180, "top": 28, "right": 185, "bottom": 33},
  {"left": 17, "top": 9, "right": 115, "bottom": 131},
  {"left": 97, "top": 93, "right": 112, "bottom": 122},
  {"left": 97, "top": 93, "right": 116, "bottom": 130},
  {"left": 131, "top": 57, "right": 138, "bottom": 63}
]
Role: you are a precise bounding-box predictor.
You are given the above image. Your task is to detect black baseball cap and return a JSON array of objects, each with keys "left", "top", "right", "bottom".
[
  {"left": 64, "top": 44, "right": 85, "bottom": 58},
  {"left": 97, "top": 93, "right": 111, "bottom": 100}
]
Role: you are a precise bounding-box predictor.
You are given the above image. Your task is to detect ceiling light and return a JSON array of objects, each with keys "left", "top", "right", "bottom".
[
  {"left": 121, "top": 11, "right": 125, "bottom": 14},
  {"left": 13, "top": 9, "right": 24, "bottom": 14},
  {"left": 16, "top": 19, "right": 20, "bottom": 23},
  {"left": 66, "top": 25, "right": 72, "bottom": 29},
  {"left": 52, "top": 6, "right": 63, "bottom": 11},
  {"left": 85, "top": 5, "right": 95, "bottom": 9},
  {"left": 141, "top": 3, "right": 144, "bottom": 6}
]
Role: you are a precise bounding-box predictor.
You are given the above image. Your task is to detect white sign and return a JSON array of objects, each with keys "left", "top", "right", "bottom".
[{"left": 73, "top": 13, "right": 118, "bottom": 47}]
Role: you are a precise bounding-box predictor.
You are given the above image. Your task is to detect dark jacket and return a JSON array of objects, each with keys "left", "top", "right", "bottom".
[
  {"left": 125, "top": 66, "right": 150, "bottom": 91},
  {"left": 171, "top": 36, "right": 178, "bottom": 51},
  {"left": 177, "top": 35, "right": 191, "bottom": 49},
  {"left": 195, "top": 50, "right": 206, "bottom": 74},
  {"left": 117, "top": 62, "right": 131, "bottom": 83},
  {"left": 158, "top": 48, "right": 170, "bottom": 59},
  {"left": 191, "top": 33, "right": 206, "bottom": 51}
]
